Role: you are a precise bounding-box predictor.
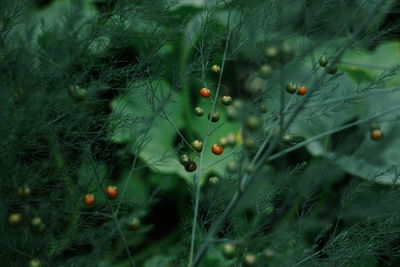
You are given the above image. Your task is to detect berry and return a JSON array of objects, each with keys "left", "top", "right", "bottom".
[
  {"left": 326, "top": 64, "right": 338, "bottom": 74},
  {"left": 208, "top": 176, "right": 219, "bottom": 185},
  {"left": 370, "top": 129, "right": 384, "bottom": 141},
  {"left": 265, "top": 46, "right": 278, "bottom": 60},
  {"left": 220, "top": 96, "right": 233, "bottom": 106},
  {"left": 192, "top": 140, "right": 203, "bottom": 152},
  {"left": 227, "top": 161, "right": 239, "bottom": 173},
  {"left": 31, "top": 216, "right": 45, "bottom": 233},
  {"left": 83, "top": 193, "right": 95, "bottom": 206},
  {"left": 222, "top": 243, "right": 237, "bottom": 259},
  {"left": 210, "top": 65, "right": 221, "bottom": 74},
  {"left": 259, "top": 64, "right": 273, "bottom": 78},
  {"left": 244, "top": 138, "right": 256, "bottom": 151},
  {"left": 211, "top": 144, "right": 224, "bottom": 155},
  {"left": 29, "top": 259, "right": 42, "bottom": 267},
  {"left": 68, "top": 85, "right": 87, "bottom": 102},
  {"left": 208, "top": 111, "right": 220, "bottom": 122},
  {"left": 199, "top": 88, "right": 211, "bottom": 98},
  {"left": 105, "top": 185, "right": 119, "bottom": 200},
  {"left": 283, "top": 133, "right": 294, "bottom": 144},
  {"left": 185, "top": 161, "right": 197, "bottom": 172},
  {"left": 8, "top": 213, "right": 23, "bottom": 227},
  {"left": 263, "top": 248, "right": 275, "bottom": 259},
  {"left": 319, "top": 53, "right": 328, "bottom": 67},
  {"left": 226, "top": 107, "right": 238, "bottom": 121},
  {"left": 219, "top": 137, "right": 229, "bottom": 147},
  {"left": 194, "top": 107, "right": 204, "bottom": 116},
  {"left": 297, "top": 86, "right": 307, "bottom": 95},
  {"left": 260, "top": 104, "right": 267, "bottom": 113},
  {"left": 128, "top": 217, "right": 141, "bottom": 231},
  {"left": 16, "top": 185, "right": 31, "bottom": 198},
  {"left": 243, "top": 253, "right": 257, "bottom": 266},
  {"left": 226, "top": 133, "right": 236, "bottom": 146},
  {"left": 285, "top": 82, "right": 297, "bottom": 94},
  {"left": 245, "top": 116, "right": 261, "bottom": 131},
  {"left": 281, "top": 43, "right": 294, "bottom": 62},
  {"left": 179, "top": 154, "right": 191, "bottom": 166}
]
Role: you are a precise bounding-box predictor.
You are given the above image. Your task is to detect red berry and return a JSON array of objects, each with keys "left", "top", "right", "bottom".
[
  {"left": 83, "top": 193, "right": 95, "bottom": 206},
  {"left": 105, "top": 185, "right": 119, "bottom": 200},
  {"left": 211, "top": 144, "right": 224, "bottom": 155},
  {"left": 297, "top": 86, "right": 307, "bottom": 95},
  {"left": 199, "top": 88, "right": 211, "bottom": 98}
]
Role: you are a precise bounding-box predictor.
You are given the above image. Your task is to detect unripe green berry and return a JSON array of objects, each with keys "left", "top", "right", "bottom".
[
  {"left": 222, "top": 243, "right": 237, "bottom": 259},
  {"left": 208, "top": 176, "right": 219, "bottom": 185},
  {"left": 285, "top": 82, "right": 297, "bottom": 94},
  {"left": 194, "top": 107, "right": 204, "bottom": 116},
  {"left": 265, "top": 46, "right": 278, "bottom": 60},
  {"left": 31, "top": 216, "right": 45, "bottom": 233},
  {"left": 259, "top": 64, "right": 273, "bottom": 78},
  {"left": 179, "top": 154, "right": 191, "bottom": 166},
  {"left": 210, "top": 65, "right": 221, "bottom": 74},
  {"left": 319, "top": 53, "right": 328, "bottom": 67},
  {"left": 219, "top": 137, "right": 229, "bottom": 147},
  {"left": 191, "top": 140, "right": 203, "bottom": 152},
  {"left": 245, "top": 116, "right": 261, "bottom": 131},
  {"left": 16, "top": 185, "right": 31, "bottom": 198},
  {"left": 128, "top": 217, "right": 141, "bottom": 231},
  {"left": 208, "top": 112, "right": 220, "bottom": 122},
  {"left": 227, "top": 161, "right": 239, "bottom": 173},
  {"left": 29, "top": 259, "right": 42, "bottom": 267},
  {"left": 226, "top": 107, "right": 238, "bottom": 121},
  {"left": 243, "top": 253, "right": 257, "bottom": 267},
  {"left": 263, "top": 248, "right": 275, "bottom": 259},
  {"left": 8, "top": 213, "right": 23, "bottom": 227},
  {"left": 220, "top": 96, "right": 233, "bottom": 106},
  {"left": 226, "top": 133, "right": 236, "bottom": 146},
  {"left": 68, "top": 85, "right": 87, "bottom": 102},
  {"left": 326, "top": 64, "right": 338, "bottom": 74}
]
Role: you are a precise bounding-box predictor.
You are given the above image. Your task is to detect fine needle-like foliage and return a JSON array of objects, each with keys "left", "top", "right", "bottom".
[{"left": 1, "top": 0, "right": 400, "bottom": 266}]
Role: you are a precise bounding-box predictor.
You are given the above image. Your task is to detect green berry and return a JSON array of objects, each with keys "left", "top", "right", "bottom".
[
  {"left": 16, "top": 185, "right": 31, "bottom": 198},
  {"left": 263, "top": 248, "right": 275, "bottom": 259},
  {"left": 191, "top": 140, "right": 203, "bottom": 152},
  {"left": 208, "top": 112, "right": 220, "bottom": 122},
  {"left": 29, "top": 259, "right": 42, "bottom": 267},
  {"left": 219, "top": 137, "right": 229, "bottom": 147},
  {"left": 285, "top": 82, "right": 297, "bottom": 94},
  {"left": 31, "top": 216, "right": 45, "bottom": 233},
  {"left": 319, "top": 53, "right": 328, "bottom": 67},
  {"left": 222, "top": 243, "right": 237, "bottom": 259},
  {"left": 8, "top": 213, "right": 23, "bottom": 227},
  {"left": 194, "top": 107, "right": 204, "bottom": 116},
  {"left": 128, "top": 217, "right": 141, "bottom": 231},
  {"left": 326, "top": 64, "right": 338, "bottom": 74},
  {"left": 243, "top": 253, "right": 257, "bottom": 266},
  {"left": 245, "top": 116, "right": 261, "bottom": 131},
  {"left": 227, "top": 161, "right": 239, "bottom": 173},
  {"left": 211, "top": 65, "right": 221, "bottom": 74},
  {"left": 68, "top": 85, "right": 87, "bottom": 102},
  {"left": 259, "top": 64, "right": 273, "bottom": 78},
  {"left": 226, "top": 133, "right": 236, "bottom": 146},
  {"left": 244, "top": 138, "right": 256, "bottom": 151},
  {"left": 220, "top": 96, "right": 233, "bottom": 106},
  {"left": 265, "top": 46, "right": 278, "bottom": 60},
  {"left": 179, "top": 154, "right": 191, "bottom": 166},
  {"left": 208, "top": 176, "right": 219, "bottom": 185}
]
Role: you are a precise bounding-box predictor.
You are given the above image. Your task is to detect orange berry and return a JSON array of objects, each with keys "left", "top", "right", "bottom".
[
  {"left": 370, "top": 129, "right": 383, "bottom": 141},
  {"left": 105, "top": 185, "right": 119, "bottom": 200},
  {"left": 211, "top": 144, "right": 224, "bottom": 155},
  {"left": 199, "top": 88, "right": 211, "bottom": 98},
  {"left": 297, "top": 86, "right": 307, "bottom": 95},
  {"left": 83, "top": 193, "right": 95, "bottom": 206}
]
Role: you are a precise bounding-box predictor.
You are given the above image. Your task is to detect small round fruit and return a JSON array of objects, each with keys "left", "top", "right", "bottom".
[
  {"left": 8, "top": 213, "right": 23, "bottom": 227},
  {"left": 263, "top": 248, "right": 275, "bottom": 259},
  {"left": 283, "top": 133, "right": 294, "bottom": 144},
  {"left": 265, "top": 46, "right": 278, "bottom": 60},
  {"left": 370, "top": 129, "right": 384, "bottom": 141},
  {"left": 68, "top": 85, "right": 87, "bottom": 102},
  {"left": 29, "top": 259, "right": 42, "bottom": 267},
  {"left": 211, "top": 144, "right": 224, "bottom": 155},
  {"left": 211, "top": 65, "right": 221, "bottom": 74},
  {"left": 243, "top": 253, "right": 257, "bottom": 266},
  {"left": 326, "top": 64, "right": 338, "bottom": 74},
  {"left": 281, "top": 43, "right": 294, "bottom": 62},
  {"left": 226, "top": 133, "right": 236, "bottom": 146},
  {"left": 16, "top": 185, "right": 31, "bottom": 198},
  {"left": 185, "top": 161, "right": 197, "bottom": 172},
  {"left": 208, "top": 112, "right": 220, "bottom": 122},
  {"left": 128, "top": 217, "right": 141, "bottom": 231},
  {"left": 83, "top": 193, "right": 95, "bottom": 206},
  {"left": 319, "top": 53, "right": 328, "bottom": 67},
  {"left": 221, "top": 243, "right": 237, "bottom": 259},
  {"left": 105, "top": 185, "right": 118, "bottom": 200},
  {"left": 226, "top": 107, "right": 238, "bottom": 121},
  {"left": 260, "top": 104, "right": 267, "bottom": 113},
  {"left": 199, "top": 88, "right": 211, "bottom": 98},
  {"left": 208, "top": 176, "right": 219, "bottom": 185},
  {"left": 227, "top": 161, "right": 239, "bottom": 173},
  {"left": 219, "top": 137, "right": 229, "bottom": 147},
  {"left": 179, "top": 154, "right": 191, "bottom": 166},
  {"left": 192, "top": 140, "right": 203, "bottom": 152},
  {"left": 244, "top": 138, "right": 256, "bottom": 151},
  {"left": 285, "top": 82, "right": 297, "bottom": 94},
  {"left": 31, "top": 216, "right": 45, "bottom": 233},
  {"left": 297, "top": 86, "right": 307, "bottom": 96},
  {"left": 259, "top": 64, "right": 273, "bottom": 78},
  {"left": 194, "top": 107, "right": 204, "bottom": 116},
  {"left": 246, "top": 116, "right": 261, "bottom": 131},
  {"left": 220, "top": 95, "right": 233, "bottom": 106}
]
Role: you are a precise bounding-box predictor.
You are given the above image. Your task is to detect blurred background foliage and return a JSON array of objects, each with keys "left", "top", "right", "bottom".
[{"left": 1, "top": 0, "right": 400, "bottom": 266}]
